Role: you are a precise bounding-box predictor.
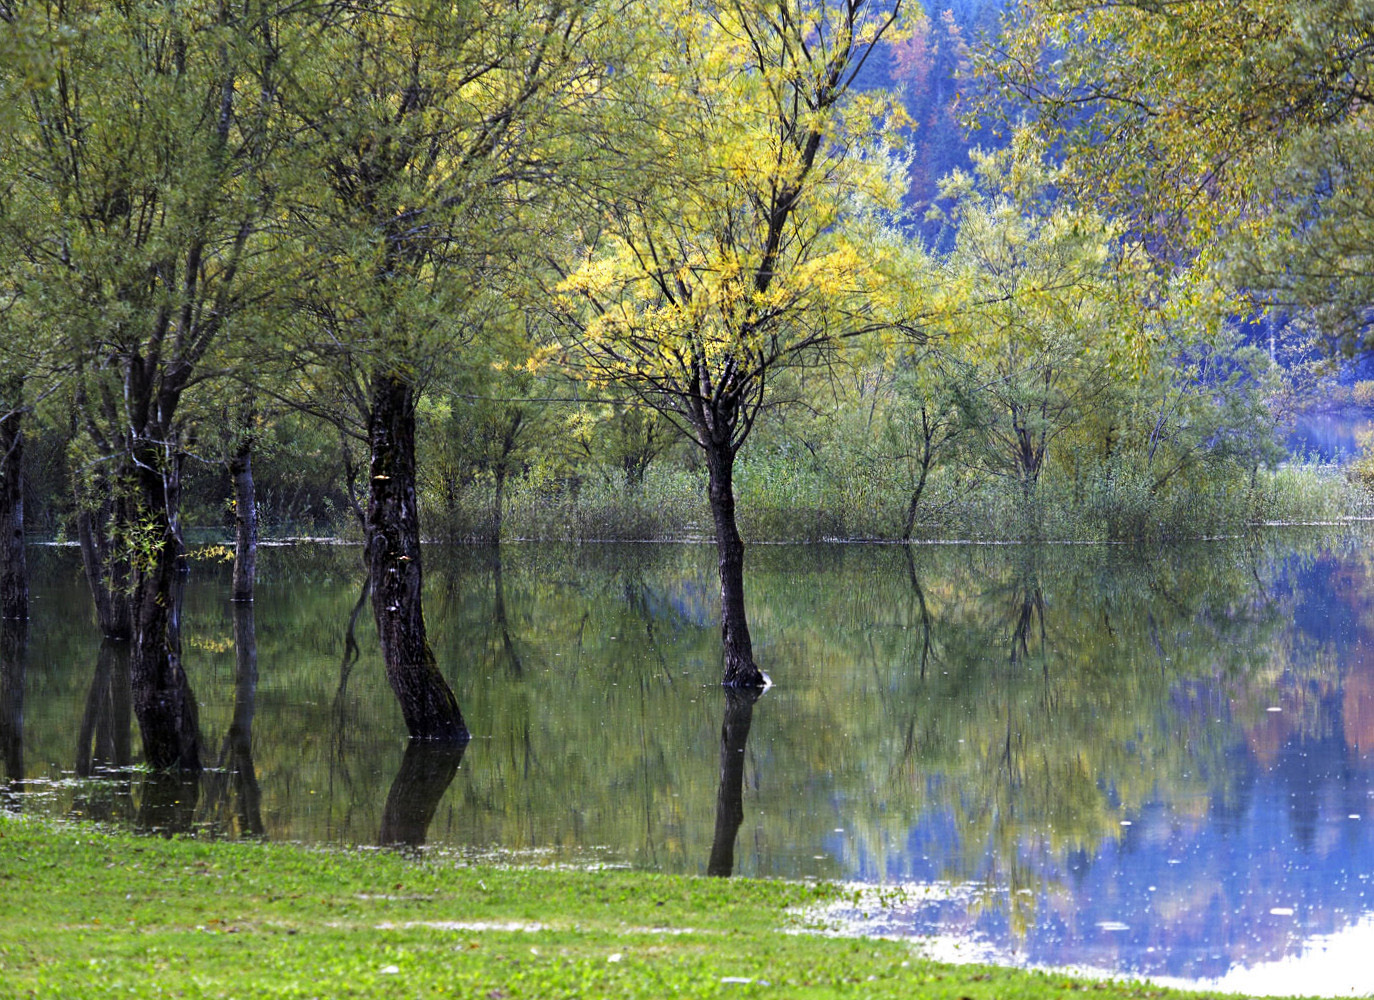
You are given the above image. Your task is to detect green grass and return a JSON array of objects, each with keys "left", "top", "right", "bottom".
[{"left": 0, "top": 815, "right": 1272, "bottom": 1000}]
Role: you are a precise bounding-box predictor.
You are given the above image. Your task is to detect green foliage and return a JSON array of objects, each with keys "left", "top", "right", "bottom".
[
  {"left": 0, "top": 0, "right": 1360, "bottom": 555},
  {"left": 975, "top": 0, "right": 1374, "bottom": 340},
  {"left": 1346, "top": 429, "right": 1374, "bottom": 495}
]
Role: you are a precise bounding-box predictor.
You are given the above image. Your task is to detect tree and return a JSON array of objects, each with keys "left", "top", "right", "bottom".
[
  {"left": 1, "top": 0, "right": 304, "bottom": 769},
  {"left": 421, "top": 332, "right": 547, "bottom": 545},
  {"left": 885, "top": 347, "right": 977, "bottom": 540},
  {"left": 552, "top": 0, "right": 915, "bottom": 686},
  {"left": 976, "top": 0, "right": 1374, "bottom": 339},
  {"left": 922, "top": 144, "right": 1153, "bottom": 504},
  {"left": 280, "top": 0, "right": 608, "bottom": 740}
]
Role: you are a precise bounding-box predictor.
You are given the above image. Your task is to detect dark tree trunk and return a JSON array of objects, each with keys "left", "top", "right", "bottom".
[
  {"left": 378, "top": 739, "right": 467, "bottom": 848},
  {"left": 367, "top": 372, "right": 467, "bottom": 741},
  {"left": 129, "top": 459, "right": 202, "bottom": 771},
  {"left": 488, "top": 410, "right": 522, "bottom": 546},
  {"left": 901, "top": 408, "right": 935, "bottom": 543},
  {"left": 491, "top": 463, "right": 507, "bottom": 545},
  {"left": 229, "top": 440, "right": 257, "bottom": 603},
  {"left": 705, "top": 440, "right": 765, "bottom": 687},
  {"left": 707, "top": 687, "right": 760, "bottom": 877},
  {"left": 0, "top": 620, "right": 26, "bottom": 807},
  {"left": 0, "top": 391, "right": 28, "bottom": 621},
  {"left": 75, "top": 489, "right": 133, "bottom": 641}
]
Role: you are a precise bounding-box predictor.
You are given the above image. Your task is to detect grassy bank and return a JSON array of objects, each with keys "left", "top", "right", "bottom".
[{"left": 0, "top": 816, "right": 1261, "bottom": 1000}]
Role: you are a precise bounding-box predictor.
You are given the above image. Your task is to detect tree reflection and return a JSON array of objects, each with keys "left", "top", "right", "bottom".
[
  {"left": 707, "top": 687, "right": 760, "bottom": 877},
  {"left": 137, "top": 770, "right": 200, "bottom": 835},
  {"left": 0, "top": 620, "right": 25, "bottom": 809},
  {"left": 492, "top": 552, "right": 523, "bottom": 677},
  {"left": 202, "top": 602, "right": 264, "bottom": 837},
  {"left": 379, "top": 738, "right": 468, "bottom": 848},
  {"left": 72, "top": 640, "right": 134, "bottom": 824},
  {"left": 331, "top": 572, "right": 371, "bottom": 766}
]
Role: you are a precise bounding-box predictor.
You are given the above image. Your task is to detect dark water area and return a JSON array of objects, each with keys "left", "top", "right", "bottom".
[{"left": 6, "top": 536, "right": 1374, "bottom": 994}]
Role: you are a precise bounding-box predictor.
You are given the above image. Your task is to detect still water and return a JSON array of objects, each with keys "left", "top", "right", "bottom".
[{"left": 4, "top": 536, "right": 1374, "bottom": 995}]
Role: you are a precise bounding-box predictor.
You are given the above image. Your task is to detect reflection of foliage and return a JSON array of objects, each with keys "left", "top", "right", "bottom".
[{"left": 15, "top": 533, "right": 1355, "bottom": 904}]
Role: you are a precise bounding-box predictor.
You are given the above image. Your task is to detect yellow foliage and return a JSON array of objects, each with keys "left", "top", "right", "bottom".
[{"left": 550, "top": 1, "right": 918, "bottom": 438}]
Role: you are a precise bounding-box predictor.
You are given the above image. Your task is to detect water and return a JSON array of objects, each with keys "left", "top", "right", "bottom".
[
  {"left": 5, "top": 535, "right": 1374, "bottom": 995},
  {"left": 1287, "top": 410, "right": 1374, "bottom": 463}
]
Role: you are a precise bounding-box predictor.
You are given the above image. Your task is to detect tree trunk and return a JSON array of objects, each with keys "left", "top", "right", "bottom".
[
  {"left": 129, "top": 460, "right": 202, "bottom": 771},
  {"left": 707, "top": 687, "right": 760, "bottom": 876},
  {"left": 491, "top": 463, "right": 507, "bottom": 546},
  {"left": 379, "top": 739, "right": 466, "bottom": 847},
  {"left": 0, "top": 620, "right": 26, "bottom": 806},
  {"left": 0, "top": 390, "right": 28, "bottom": 621},
  {"left": 705, "top": 441, "right": 765, "bottom": 687},
  {"left": 902, "top": 464, "right": 930, "bottom": 543},
  {"left": 229, "top": 440, "right": 257, "bottom": 602},
  {"left": 367, "top": 372, "right": 468, "bottom": 741},
  {"left": 75, "top": 489, "right": 133, "bottom": 641},
  {"left": 901, "top": 409, "right": 935, "bottom": 543}
]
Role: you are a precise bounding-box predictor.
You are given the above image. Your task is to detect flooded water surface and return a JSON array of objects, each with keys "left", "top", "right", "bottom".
[{"left": 5, "top": 536, "right": 1374, "bottom": 995}]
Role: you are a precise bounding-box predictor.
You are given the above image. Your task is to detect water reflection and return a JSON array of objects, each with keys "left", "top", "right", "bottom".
[
  {"left": 1, "top": 620, "right": 25, "bottom": 809},
  {"left": 202, "top": 602, "right": 263, "bottom": 838},
  {"left": 137, "top": 770, "right": 200, "bottom": 835},
  {"left": 72, "top": 641, "right": 134, "bottom": 824},
  {"left": 11, "top": 538, "right": 1374, "bottom": 994},
  {"left": 379, "top": 739, "right": 468, "bottom": 848},
  {"left": 707, "top": 688, "right": 760, "bottom": 877}
]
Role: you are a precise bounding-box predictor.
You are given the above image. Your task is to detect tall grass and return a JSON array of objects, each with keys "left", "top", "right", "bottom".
[{"left": 415, "top": 452, "right": 1370, "bottom": 544}]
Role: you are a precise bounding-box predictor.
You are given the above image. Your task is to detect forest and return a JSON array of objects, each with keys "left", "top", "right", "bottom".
[{"left": 2, "top": 0, "right": 1373, "bottom": 757}]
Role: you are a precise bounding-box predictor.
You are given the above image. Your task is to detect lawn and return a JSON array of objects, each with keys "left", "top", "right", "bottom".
[{"left": 0, "top": 815, "right": 1255, "bottom": 999}]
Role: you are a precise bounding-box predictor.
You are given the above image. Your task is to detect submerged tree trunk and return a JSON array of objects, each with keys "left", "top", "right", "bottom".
[
  {"left": 0, "top": 390, "right": 28, "bottom": 621},
  {"left": 229, "top": 439, "right": 257, "bottom": 603},
  {"left": 367, "top": 372, "right": 468, "bottom": 741},
  {"left": 707, "top": 687, "right": 760, "bottom": 876},
  {"left": 137, "top": 770, "right": 201, "bottom": 835},
  {"left": 705, "top": 440, "right": 765, "bottom": 688},
  {"left": 129, "top": 459, "right": 202, "bottom": 772}
]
